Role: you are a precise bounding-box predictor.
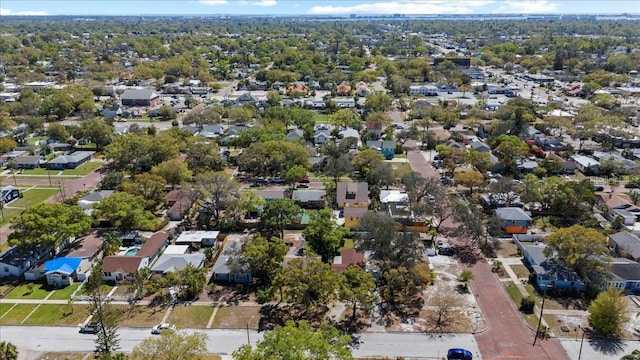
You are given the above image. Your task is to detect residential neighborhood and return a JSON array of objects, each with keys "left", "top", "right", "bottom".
[{"left": 0, "top": 8, "right": 640, "bottom": 360}]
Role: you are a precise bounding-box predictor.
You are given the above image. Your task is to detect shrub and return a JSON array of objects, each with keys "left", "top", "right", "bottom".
[{"left": 520, "top": 295, "right": 535, "bottom": 313}]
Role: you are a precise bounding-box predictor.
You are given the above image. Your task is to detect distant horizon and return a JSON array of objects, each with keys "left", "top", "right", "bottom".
[{"left": 1, "top": 1, "right": 639, "bottom": 17}]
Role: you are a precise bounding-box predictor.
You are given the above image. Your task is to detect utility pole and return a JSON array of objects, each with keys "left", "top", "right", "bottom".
[
  {"left": 246, "top": 315, "right": 255, "bottom": 346},
  {"left": 532, "top": 285, "right": 550, "bottom": 346}
]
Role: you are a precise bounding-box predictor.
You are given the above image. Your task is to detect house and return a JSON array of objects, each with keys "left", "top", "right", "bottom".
[
  {"left": 78, "top": 190, "right": 114, "bottom": 214},
  {"left": 546, "top": 153, "right": 576, "bottom": 175},
  {"left": 166, "top": 191, "right": 193, "bottom": 221},
  {"left": 365, "top": 122, "right": 383, "bottom": 139},
  {"left": 150, "top": 253, "right": 205, "bottom": 275},
  {"left": 0, "top": 246, "right": 47, "bottom": 278},
  {"left": 199, "top": 125, "right": 224, "bottom": 139},
  {"left": 61, "top": 232, "right": 104, "bottom": 264},
  {"left": 235, "top": 92, "right": 258, "bottom": 106},
  {"left": 344, "top": 207, "right": 368, "bottom": 229},
  {"left": 163, "top": 245, "right": 190, "bottom": 255},
  {"left": 309, "top": 157, "right": 326, "bottom": 173},
  {"left": 182, "top": 125, "right": 200, "bottom": 136},
  {"left": 253, "top": 189, "right": 286, "bottom": 202},
  {"left": 292, "top": 190, "right": 325, "bottom": 209},
  {"left": 380, "top": 190, "right": 409, "bottom": 205},
  {"left": 12, "top": 156, "right": 43, "bottom": 169},
  {"left": 514, "top": 236, "right": 585, "bottom": 291},
  {"left": 338, "top": 128, "right": 359, "bottom": 140},
  {"left": 409, "top": 85, "right": 439, "bottom": 96},
  {"left": 606, "top": 258, "right": 640, "bottom": 294},
  {"left": 0, "top": 186, "right": 20, "bottom": 205},
  {"left": 469, "top": 140, "right": 490, "bottom": 153},
  {"left": 43, "top": 257, "right": 82, "bottom": 288},
  {"left": 336, "top": 82, "right": 352, "bottom": 96},
  {"left": 332, "top": 248, "right": 366, "bottom": 272},
  {"left": 314, "top": 124, "right": 332, "bottom": 145},
  {"left": 120, "top": 89, "right": 160, "bottom": 107},
  {"left": 47, "top": 151, "right": 95, "bottom": 170},
  {"left": 355, "top": 82, "right": 371, "bottom": 97},
  {"left": 571, "top": 155, "right": 600, "bottom": 175},
  {"left": 286, "top": 128, "right": 304, "bottom": 140},
  {"left": 366, "top": 140, "right": 396, "bottom": 160},
  {"left": 174, "top": 230, "right": 221, "bottom": 248},
  {"left": 137, "top": 231, "right": 170, "bottom": 262},
  {"left": 102, "top": 256, "right": 148, "bottom": 282},
  {"left": 494, "top": 207, "right": 532, "bottom": 234},
  {"left": 336, "top": 182, "right": 369, "bottom": 209},
  {"left": 334, "top": 98, "right": 356, "bottom": 108},
  {"left": 212, "top": 254, "right": 252, "bottom": 283},
  {"left": 609, "top": 231, "right": 640, "bottom": 262},
  {"left": 287, "top": 83, "right": 308, "bottom": 96}
]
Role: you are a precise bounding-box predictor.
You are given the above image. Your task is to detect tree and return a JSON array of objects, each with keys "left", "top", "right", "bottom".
[
  {"left": 121, "top": 173, "right": 167, "bottom": 211},
  {"left": 284, "top": 165, "right": 307, "bottom": 188},
  {"left": 432, "top": 286, "right": 464, "bottom": 331},
  {"left": 89, "top": 270, "right": 121, "bottom": 357},
  {"left": 357, "top": 212, "right": 424, "bottom": 270},
  {"left": 380, "top": 263, "right": 431, "bottom": 307},
  {"left": 193, "top": 171, "right": 240, "bottom": 225},
  {"left": 303, "top": 208, "right": 349, "bottom": 263},
  {"left": 244, "top": 235, "right": 288, "bottom": 285},
  {"left": 185, "top": 141, "right": 225, "bottom": 174},
  {"left": 352, "top": 148, "right": 384, "bottom": 179},
  {"left": 0, "top": 138, "right": 17, "bottom": 154},
  {"left": 9, "top": 203, "right": 92, "bottom": 251},
  {"left": 77, "top": 118, "right": 114, "bottom": 150},
  {"left": 274, "top": 258, "right": 339, "bottom": 310},
  {"left": 0, "top": 341, "right": 18, "bottom": 360},
  {"left": 323, "top": 154, "right": 352, "bottom": 184},
  {"left": 339, "top": 265, "right": 376, "bottom": 321},
  {"left": 543, "top": 225, "right": 609, "bottom": 283},
  {"left": 364, "top": 92, "right": 393, "bottom": 113},
  {"left": 152, "top": 159, "right": 192, "bottom": 189},
  {"left": 259, "top": 199, "right": 302, "bottom": 240},
  {"left": 233, "top": 320, "right": 353, "bottom": 360},
  {"left": 157, "top": 105, "right": 177, "bottom": 121},
  {"left": 365, "top": 111, "right": 392, "bottom": 128},
  {"left": 454, "top": 170, "right": 484, "bottom": 194},
  {"left": 238, "top": 141, "right": 309, "bottom": 177},
  {"left": 46, "top": 123, "right": 69, "bottom": 142},
  {"left": 228, "top": 106, "right": 253, "bottom": 124},
  {"left": 171, "top": 264, "right": 207, "bottom": 300},
  {"left": 131, "top": 331, "right": 208, "bottom": 360},
  {"left": 588, "top": 288, "right": 629, "bottom": 337},
  {"left": 457, "top": 270, "right": 474, "bottom": 291},
  {"left": 101, "top": 232, "right": 122, "bottom": 257},
  {"left": 332, "top": 109, "right": 361, "bottom": 129},
  {"left": 492, "top": 135, "right": 528, "bottom": 174},
  {"left": 92, "top": 192, "right": 157, "bottom": 231}
]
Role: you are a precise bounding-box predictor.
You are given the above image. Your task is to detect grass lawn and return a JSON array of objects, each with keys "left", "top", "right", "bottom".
[
  {"left": 524, "top": 313, "right": 539, "bottom": 330},
  {"left": 339, "top": 238, "right": 355, "bottom": 252},
  {"left": 16, "top": 168, "right": 53, "bottom": 176},
  {"left": 312, "top": 113, "right": 331, "bottom": 124},
  {"left": 48, "top": 283, "right": 81, "bottom": 300},
  {"left": 0, "top": 304, "right": 37, "bottom": 325},
  {"left": 505, "top": 282, "right": 524, "bottom": 305},
  {"left": 23, "top": 304, "right": 90, "bottom": 326},
  {"left": 116, "top": 305, "right": 167, "bottom": 328},
  {"left": 211, "top": 306, "right": 261, "bottom": 329},
  {"left": 167, "top": 305, "right": 214, "bottom": 329},
  {"left": 5, "top": 282, "right": 52, "bottom": 300},
  {"left": 62, "top": 162, "right": 102, "bottom": 176},
  {"left": 393, "top": 162, "right": 413, "bottom": 178},
  {"left": 76, "top": 283, "right": 114, "bottom": 296},
  {"left": 510, "top": 264, "right": 531, "bottom": 279},
  {"left": 0, "top": 303, "right": 15, "bottom": 318},
  {"left": 37, "top": 353, "right": 90, "bottom": 360},
  {"left": 8, "top": 188, "right": 59, "bottom": 208},
  {"left": 27, "top": 136, "right": 49, "bottom": 145}
]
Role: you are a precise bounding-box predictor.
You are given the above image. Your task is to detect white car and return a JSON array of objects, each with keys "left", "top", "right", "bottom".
[{"left": 151, "top": 323, "right": 176, "bottom": 334}]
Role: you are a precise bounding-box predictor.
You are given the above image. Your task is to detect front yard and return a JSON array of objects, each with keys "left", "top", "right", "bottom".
[
  {"left": 61, "top": 161, "right": 102, "bottom": 176},
  {"left": 4, "top": 282, "right": 52, "bottom": 300},
  {"left": 48, "top": 283, "right": 81, "bottom": 300},
  {"left": 22, "top": 304, "right": 89, "bottom": 326},
  {"left": 0, "top": 304, "right": 37, "bottom": 325},
  {"left": 211, "top": 306, "right": 261, "bottom": 329},
  {"left": 166, "top": 305, "right": 214, "bottom": 328},
  {"left": 115, "top": 304, "right": 167, "bottom": 328},
  {"left": 0, "top": 188, "right": 59, "bottom": 225}
]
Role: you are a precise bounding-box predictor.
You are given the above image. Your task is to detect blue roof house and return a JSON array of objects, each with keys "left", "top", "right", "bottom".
[{"left": 43, "top": 257, "right": 82, "bottom": 288}]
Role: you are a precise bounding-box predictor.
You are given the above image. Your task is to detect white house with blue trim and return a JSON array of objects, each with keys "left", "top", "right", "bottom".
[{"left": 43, "top": 257, "right": 82, "bottom": 288}]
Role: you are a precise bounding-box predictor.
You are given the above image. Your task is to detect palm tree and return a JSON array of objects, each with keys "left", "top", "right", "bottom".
[
  {"left": 0, "top": 341, "right": 18, "bottom": 360},
  {"left": 101, "top": 232, "right": 122, "bottom": 257}
]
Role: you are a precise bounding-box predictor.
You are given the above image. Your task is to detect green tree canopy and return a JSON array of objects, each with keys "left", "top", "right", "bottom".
[
  {"left": 273, "top": 258, "right": 339, "bottom": 310},
  {"left": 588, "top": 288, "right": 629, "bottom": 337},
  {"left": 259, "top": 199, "right": 302, "bottom": 239},
  {"left": 303, "top": 208, "right": 349, "bottom": 263},
  {"left": 243, "top": 235, "right": 288, "bottom": 285},
  {"left": 233, "top": 320, "right": 353, "bottom": 360},
  {"left": 543, "top": 225, "right": 609, "bottom": 282},
  {"left": 131, "top": 331, "right": 208, "bottom": 360},
  {"left": 92, "top": 192, "right": 157, "bottom": 231},
  {"left": 9, "top": 203, "right": 92, "bottom": 250}
]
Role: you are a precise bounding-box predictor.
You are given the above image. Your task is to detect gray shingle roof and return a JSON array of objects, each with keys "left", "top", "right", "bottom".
[
  {"left": 495, "top": 207, "right": 532, "bottom": 221},
  {"left": 609, "top": 232, "right": 640, "bottom": 259},
  {"left": 48, "top": 151, "right": 95, "bottom": 165},
  {"left": 121, "top": 89, "right": 158, "bottom": 100},
  {"left": 151, "top": 253, "right": 205, "bottom": 274}
]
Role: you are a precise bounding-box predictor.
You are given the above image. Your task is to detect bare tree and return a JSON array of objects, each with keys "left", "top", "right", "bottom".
[
  {"left": 191, "top": 171, "right": 240, "bottom": 224},
  {"left": 431, "top": 286, "right": 464, "bottom": 332}
]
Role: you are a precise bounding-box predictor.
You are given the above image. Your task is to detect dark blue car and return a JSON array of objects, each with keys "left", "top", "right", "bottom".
[{"left": 447, "top": 348, "right": 472, "bottom": 360}]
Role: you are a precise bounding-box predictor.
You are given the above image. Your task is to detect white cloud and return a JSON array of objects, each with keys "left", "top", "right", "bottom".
[
  {"left": 198, "top": 0, "right": 228, "bottom": 5},
  {"left": 0, "top": 7, "right": 49, "bottom": 16},
  {"left": 492, "top": 0, "right": 559, "bottom": 13},
  {"left": 238, "top": 0, "right": 277, "bottom": 6},
  {"left": 308, "top": 1, "right": 494, "bottom": 15}
]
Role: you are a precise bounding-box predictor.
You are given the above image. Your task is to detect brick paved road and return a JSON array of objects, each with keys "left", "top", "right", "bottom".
[{"left": 406, "top": 144, "right": 570, "bottom": 360}]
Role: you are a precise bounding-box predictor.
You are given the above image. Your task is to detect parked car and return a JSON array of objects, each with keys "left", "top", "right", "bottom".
[
  {"left": 79, "top": 322, "right": 101, "bottom": 334},
  {"left": 439, "top": 247, "right": 455, "bottom": 256},
  {"left": 270, "top": 176, "right": 285, "bottom": 183},
  {"left": 151, "top": 323, "right": 176, "bottom": 334},
  {"left": 447, "top": 348, "right": 472, "bottom": 360},
  {"left": 297, "top": 182, "right": 309, "bottom": 188}
]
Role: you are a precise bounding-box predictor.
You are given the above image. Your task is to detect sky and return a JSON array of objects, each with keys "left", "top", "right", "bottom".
[{"left": 0, "top": 0, "right": 638, "bottom": 16}]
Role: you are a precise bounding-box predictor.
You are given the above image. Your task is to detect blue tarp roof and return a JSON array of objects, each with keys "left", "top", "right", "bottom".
[{"left": 43, "top": 257, "right": 81, "bottom": 273}]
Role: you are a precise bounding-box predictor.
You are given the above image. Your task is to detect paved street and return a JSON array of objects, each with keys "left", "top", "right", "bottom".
[{"left": 0, "top": 325, "right": 483, "bottom": 359}]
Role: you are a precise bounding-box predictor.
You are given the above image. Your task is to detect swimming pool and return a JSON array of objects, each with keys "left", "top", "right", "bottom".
[{"left": 124, "top": 247, "right": 140, "bottom": 256}]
